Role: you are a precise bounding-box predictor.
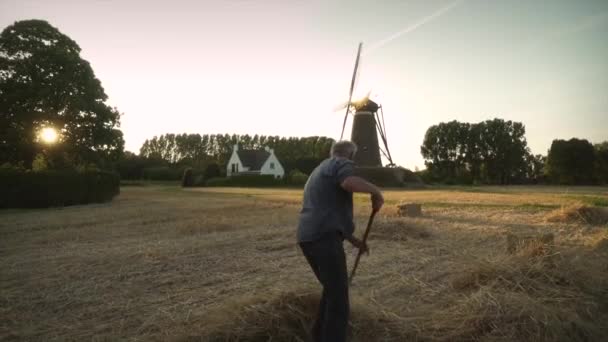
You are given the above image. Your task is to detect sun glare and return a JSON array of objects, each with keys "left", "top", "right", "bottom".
[{"left": 40, "top": 127, "right": 59, "bottom": 144}]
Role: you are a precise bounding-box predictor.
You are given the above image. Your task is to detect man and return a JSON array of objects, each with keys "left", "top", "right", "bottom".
[{"left": 297, "top": 140, "right": 384, "bottom": 342}]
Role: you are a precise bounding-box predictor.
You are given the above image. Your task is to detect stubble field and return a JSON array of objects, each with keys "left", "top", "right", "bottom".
[{"left": 1, "top": 185, "right": 607, "bottom": 341}]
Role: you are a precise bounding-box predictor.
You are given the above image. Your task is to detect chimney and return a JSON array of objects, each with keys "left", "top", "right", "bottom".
[
  {"left": 233, "top": 144, "right": 239, "bottom": 151},
  {"left": 264, "top": 146, "right": 272, "bottom": 153}
]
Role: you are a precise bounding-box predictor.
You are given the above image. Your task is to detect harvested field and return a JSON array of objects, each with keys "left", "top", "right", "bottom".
[{"left": 1, "top": 185, "right": 607, "bottom": 341}]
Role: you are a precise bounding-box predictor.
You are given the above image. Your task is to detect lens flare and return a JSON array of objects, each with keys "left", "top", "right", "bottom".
[{"left": 40, "top": 127, "right": 59, "bottom": 144}]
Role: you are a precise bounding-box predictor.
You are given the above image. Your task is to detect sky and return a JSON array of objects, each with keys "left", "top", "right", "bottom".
[{"left": 1, "top": 0, "right": 607, "bottom": 169}]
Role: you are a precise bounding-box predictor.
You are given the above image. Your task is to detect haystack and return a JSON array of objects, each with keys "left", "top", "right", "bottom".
[
  {"left": 545, "top": 205, "right": 608, "bottom": 225},
  {"left": 371, "top": 218, "right": 432, "bottom": 241},
  {"left": 198, "top": 291, "right": 410, "bottom": 342},
  {"left": 446, "top": 244, "right": 608, "bottom": 341},
  {"left": 397, "top": 203, "right": 422, "bottom": 217},
  {"left": 505, "top": 232, "right": 554, "bottom": 255}
]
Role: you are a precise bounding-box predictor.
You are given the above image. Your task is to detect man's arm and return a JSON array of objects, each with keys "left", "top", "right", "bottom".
[
  {"left": 340, "top": 176, "right": 384, "bottom": 253},
  {"left": 340, "top": 176, "right": 384, "bottom": 212}
]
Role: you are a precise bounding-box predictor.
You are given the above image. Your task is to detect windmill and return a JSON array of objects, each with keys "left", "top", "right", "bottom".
[{"left": 336, "top": 42, "right": 395, "bottom": 167}]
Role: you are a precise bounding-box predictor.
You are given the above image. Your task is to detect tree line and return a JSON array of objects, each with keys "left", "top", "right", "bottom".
[
  {"left": 420, "top": 118, "right": 607, "bottom": 185},
  {"left": 118, "top": 134, "right": 335, "bottom": 180}
]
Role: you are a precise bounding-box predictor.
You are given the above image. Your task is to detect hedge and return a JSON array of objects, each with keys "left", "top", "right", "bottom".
[
  {"left": 0, "top": 170, "right": 120, "bottom": 208},
  {"left": 205, "top": 174, "right": 283, "bottom": 187},
  {"left": 142, "top": 166, "right": 184, "bottom": 181},
  {"left": 353, "top": 167, "right": 424, "bottom": 187}
]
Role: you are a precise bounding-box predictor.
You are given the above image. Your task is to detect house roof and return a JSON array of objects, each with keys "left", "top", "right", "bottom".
[{"left": 237, "top": 149, "right": 271, "bottom": 171}]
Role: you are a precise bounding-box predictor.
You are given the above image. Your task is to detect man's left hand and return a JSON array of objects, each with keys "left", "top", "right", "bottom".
[{"left": 348, "top": 236, "right": 369, "bottom": 255}]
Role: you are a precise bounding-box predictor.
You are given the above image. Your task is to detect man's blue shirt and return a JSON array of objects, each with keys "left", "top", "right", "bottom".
[{"left": 297, "top": 157, "right": 355, "bottom": 242}]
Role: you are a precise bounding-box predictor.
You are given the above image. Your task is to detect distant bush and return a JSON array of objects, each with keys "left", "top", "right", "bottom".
[
  {"left": 182, "top": 168, "right": 194, "bottom": 187},
  {"left": 142, "top": 166, "right": 183, "bottom": 181},
  {"left": 205, "top": 174, "right": 282, "bottom": 187},
  {"left": 287, "top": 169, "right": 308, "bottom": 186},
  {"left": 204, "top": 177, "right": 230, "bottom": 187},
  {"left": 354, "top": 167, "right": 423, "bottom": 187},
  {"left": 0, "top": 170, "right": 120, "bottom": 208},
  {"left": 32, "top": 153, "right": 49, "bottom": 171},
  {"left": 204, "top": 163, "right": 221, "bottom": 180}
]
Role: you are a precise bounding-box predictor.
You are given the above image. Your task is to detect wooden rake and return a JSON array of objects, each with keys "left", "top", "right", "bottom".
[{"left": 349, "top": 210, "right": 377, "bottom": 285}]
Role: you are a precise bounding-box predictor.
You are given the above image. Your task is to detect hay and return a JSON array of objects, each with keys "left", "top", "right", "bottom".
[
  {"left": 505, "top": 232, "right": 554, "bottom": 255},
  {"left": 397, "top": 203, "right": 423, "bottom": 217},
  {"left": 371, "top": 218, "right": 432, "bottom": 241},
  {"left": 445, "top": 247, "right": 607, "bottom": 341},
  {"left": 3, "top": 186, "right": 608, "bottom": 341},
  {"left": 545, "top": 205, "right": 608, "bottom": 225},
  {"left": 195, "top": 291, "right": 410, "bottom": 342}
]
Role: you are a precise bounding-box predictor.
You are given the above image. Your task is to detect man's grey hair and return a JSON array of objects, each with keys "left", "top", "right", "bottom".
[{"left": 331, "top": 140, "right": 357, "bottom": 158}]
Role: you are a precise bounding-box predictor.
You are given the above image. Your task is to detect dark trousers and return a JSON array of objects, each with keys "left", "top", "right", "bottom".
[{"left": 299, "top": 232, "right": 349, "bottom": 342}]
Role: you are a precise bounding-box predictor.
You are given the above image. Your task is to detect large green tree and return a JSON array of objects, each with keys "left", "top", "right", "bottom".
[
  {"left": 421, "top": 118, "right": 532, "bottom": 184},
  {"left": 594, "top": 142, "right": 608, "bottom": 184},
  {"left": 0, "top": 20, "right": 123, "bottom": 168},
  {"left": 546, "top": 138, "right": 596, "bottom": 184}
]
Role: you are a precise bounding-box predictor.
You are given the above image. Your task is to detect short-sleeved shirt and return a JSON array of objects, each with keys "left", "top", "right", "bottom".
[{"left": 297, "top": 157, "right": 355, "bottom": 243}]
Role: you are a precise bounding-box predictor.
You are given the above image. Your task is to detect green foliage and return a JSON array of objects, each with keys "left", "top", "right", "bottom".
[
  {"left": 139, "top": 133, "right": 333, "bottom": 174},
  {"left": 547, "top": 138, "right": 595, "bottom": 185},
  {"left": 0, "top": 169, "right": 119, "bottom": 208},
  {"left": 116, "top": 152, "right": 164, "bottom": 180},
  {"left": 421, "top": 119, "right": 534, "bottom": 184},
  {"left": 0, "top": 162, "right": 25, "bottom": 171},
  {"left": 75, "top": 163, "right": 100, "bottom": 173},
  {"left": 0, "top": 20, "right": 123, "bottom": 168},
  {"left": 31, "top": 153, "right": 48, "bottom": 171},
  {"left": 182, "top": 168, "right": 194, "bottom": 187},
  {"left": 594, "top": 142, "right": 608, "bottom": 184},
  {"left": 287, "top": 169, "right": 308, "bottom": 186},
  {"left": 203, "top": 163, "right": 221, "bottom": 180},
  {"left": 354, "top": 167, "right": 421, "bottom": 187},
  {"left": 142, "top": 166, "right": 183, "bottom": 181},
  {"left": 205, "top": 175, "right": 282, "bottom": 187}
]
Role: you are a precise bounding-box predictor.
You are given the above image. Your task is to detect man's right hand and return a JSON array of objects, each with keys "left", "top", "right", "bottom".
[
  {"left": 348, "top": 236, "right": 369, "bottom": 255},
  {"left": 371, "top": 191, "right": 384, "bottom": 213}
]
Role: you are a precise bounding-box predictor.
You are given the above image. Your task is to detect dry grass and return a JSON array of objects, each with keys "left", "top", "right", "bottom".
[
  {"left": 1, "top": 185, "right": 608, "bottom": 341},
  {"left": 192, "top": 291, "right": 410, "bottom": 342},
  {"left": 545, "top": 205, "right": 608, "bottom": 225}
]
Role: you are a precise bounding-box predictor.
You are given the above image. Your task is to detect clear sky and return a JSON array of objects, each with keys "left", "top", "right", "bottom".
[{"left": 2, "top": 0, "right": 607, "bottom": 169}]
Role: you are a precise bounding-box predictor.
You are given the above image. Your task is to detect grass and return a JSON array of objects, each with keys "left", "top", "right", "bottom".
[{"left": 1, "top": 185, "right": 607, "bottom": 341}]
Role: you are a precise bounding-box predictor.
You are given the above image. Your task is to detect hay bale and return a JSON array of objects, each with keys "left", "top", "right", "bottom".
[
  {"left": 372, "top": 218, "right": 432, "bottom": 241},
  {"left": 397, "top": 203, "right": 422, "bottom": 217},
  {"left": 506, "top": 232, "right": 554, "bottom": 255},
  {"left": 198, "top": 291, "right": 410, "bottom": 342},
  {"left": 545, "top": 205, "right": 608, "bottom": 225}
]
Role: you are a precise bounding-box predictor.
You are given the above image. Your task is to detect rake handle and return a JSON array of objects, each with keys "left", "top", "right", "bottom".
[{"left": 349, "top": 210, "right": 377, "bottom": 285}]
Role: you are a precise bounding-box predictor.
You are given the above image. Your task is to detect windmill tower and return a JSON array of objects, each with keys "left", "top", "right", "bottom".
[
  {"left": 351, "top": 100, "right": 382, "bottom": 166},
  {"left": 335, "top": 42, "right": 422, "bottom": 187},
  {"left": 337, "top": 43, "right": 395, "bottom": 167}
]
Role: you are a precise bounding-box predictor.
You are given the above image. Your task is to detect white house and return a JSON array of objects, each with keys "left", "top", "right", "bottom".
[{"left": 226, "top": 145, "right": 285, "bottom": 179}]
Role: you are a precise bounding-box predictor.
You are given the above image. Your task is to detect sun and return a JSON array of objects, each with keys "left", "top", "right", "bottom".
[{"left": 40, "top": 127, "right": 59, "bottom": 144}]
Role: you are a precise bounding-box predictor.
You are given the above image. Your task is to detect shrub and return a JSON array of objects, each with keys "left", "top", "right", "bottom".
[
  {"left": 354, "top": 167, "right": 423, "bottom": 187},
  {"left": 142, "top": 166, "right": 183, "bottom": 181},
  {"left": 204, "top": 177, "right": 231, "bottom": 187},
  {"left": 204, "top": 163, "right": 221, "bottom": 180},
  {"left": 205, "top": 174, "right": 282, "bottom": 187},
  {"left": 182, "top": 168, "right": 194, "bottom": 187},
  {"left": 0, "top": 169, "right": 120, "bottom": 208},
  {"left": 287, "top": 169, "right": 308, "bottom": 186},
  {"left": 32, "top": 153, "right": 48, "bottom": 171}
]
